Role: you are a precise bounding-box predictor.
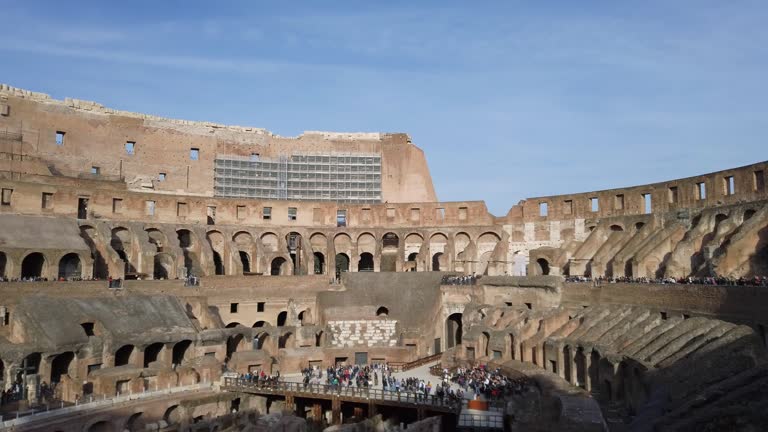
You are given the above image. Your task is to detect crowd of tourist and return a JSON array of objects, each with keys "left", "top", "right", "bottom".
[
  {"left": 441, "top": 274, "right": 480, "bottom": 285},
  {"left": 444, "top": 365, "right": 530, "bottom": 401},
  {"left": 236, "top": 369, "right": 282, "bottom": 386},
  {"left": 0, "top": 380, "right": 58, "bottom": 407},
  {"left": 565, "top": 275, "right": 768, "bottom": 287}
]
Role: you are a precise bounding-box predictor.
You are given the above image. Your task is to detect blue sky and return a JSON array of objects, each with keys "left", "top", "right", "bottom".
[{"left": 1, "top": 1, "right": 767, "bottom": 215}]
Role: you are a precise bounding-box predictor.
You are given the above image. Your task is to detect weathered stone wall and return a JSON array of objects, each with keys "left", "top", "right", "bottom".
[{"left": 327, "top": 319, "right": 398, "bottom": 348}]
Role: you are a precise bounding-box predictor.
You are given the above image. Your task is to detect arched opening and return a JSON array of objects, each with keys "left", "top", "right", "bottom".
[
  {"left": 226, "top": 334, "right": 244, "bottom": 360},
  {"left": 253, "top": 332, "right": 269, "bottom": 350},
  {"left": 210, "top": 251, "right": 223, "bottom": 275},
  {"left": 112, "top": 227, "right": 134, "bottom": 274},
  {"left": 87, "top": 421, "right": 114, "bottom": 432},
  {"left": 286, "top": 232, "right": 303, "bottom": 275},
  {"left": 509, "top": 334, "right": 516, "bottom": 360},
  {"left": 239, "top": 251, "right": 250, "bottom": 274},
  {"left": 407, "top": 252, "right": 419, "bottom": 272},
  {"left": 589, "top": 351, "right": 601, "bottom": 394},
  {"left": 153, "top": 253, "right": 173, "bottom": 279},
  {"left": 50, "top": 351, "right": 75, "bottom": 383},
  {"left": 624, "top": 260, "right": 633, "bottom": 278},
  {"left": 115, "top": 345, "right": 135, "bottom": 367},
  {"left": 563, "top": 346, "right": 572, "bottom": 382},
  {"left": 0, "top": 359, "right": 5, "bottom": 382},
  {"left": 278, "top": 332, "right": 294, "bottom": 349},
  {"left": 744, "top": 209, "right": 756, "bottom": 221},
  {"left": 575, "top": 347, "right": 587, "bottom": 388},
  {"left": 298, "top": 309, "right": 309, "bottom": 325},
  {"left": 252, "top": 321, "right": 268, "bottom": 328},
  {"left": 358, "top": 252, "right": 374, "bottom": 272},
  {"left": 172, "top": 340, "right": 192, "bottom": 365},
  {"left": 635, "top": 222, "right": 645, "bottom": 231},
  {"left": 270, "top": 257, "right": 286, "bottom": 276},
  {"left": 0, "top": 251, "right": 8, "bottom": 278},
  {"left": 446, "top": 313, "right": 463, "bottom": 349},
  {"left": 381, "top": 233, "right": 399, "bottom": 272},
  {"left": 316, "top": 331, "right": 324, "bottom": 347},
  {"left": 610, "top": 225, "right": 624, "bottom": 232},
  {"left": 536, "top": 258, "right": 550, "bottom": 276},
  {"left": 176, "top": 229, "right": 195, "bottom": 277},
  {"left": 21, "top": 252, "right": 45, "bottom": 279},
  {"left": 481, "top": 332, "right": 490, "bottom": 357},
  {"left": 144, "top": 343, "right": 164, "bottom": 367},
  {"left": 58, "top": 253, "right": 82, "bottom": 280},
  {"left": 376, "top": 306, "right": 389, "bottom": 317},
  {"left": 225, "top": 322, "right": 241, "bottom": 328},
  {"left": 335, "top": 253, "right": 349, "bottom": 277},
  {"left": 432, "top": 252, "right": 444, "bottom": 271},
  {"left": 277, "top": 311, "right": 288, "bottom": 327},
  {"left": 715, "top": 213, "right": 729, "bottom": 224},
  {"left": 313, "top": 252, "right": 325, "bottom": 274},
  {"left": 164, "top": 405, "right": 181, "bottom": 426},
  {"left": 124, "top": 412, "right": 144, "bottom": 432}
]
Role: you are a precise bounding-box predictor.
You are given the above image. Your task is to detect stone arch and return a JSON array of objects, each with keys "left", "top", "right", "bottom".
[
  {"left": 432, "top": 252, "right": 445, "bottom": 271},
  {"left": 176, "top": 229, "right": 198, "bottom": 277},
  {"left": 0, "top": 250, "right": 8, "bottom": 278},
  {"left": 80, "top": 225, "right": 107, "bottom": 279},
  {"left": 86, "top": 420, "right": 115, "bottom": 432},
  {"left": 358, "top": 252, "right": 374, "bottom": 272},
  {"left": 404, "top": 233, "right": 424, "bottom": 269},
  {"left": 358, "top": 232, "right": 376, "bottom": 254},
  {"left": 536, "top": 258, "right": 550, "bottom": 276},
  {"left": 278, "top": 332, "right": 294, "bottom": 349},
  {"left": 238, "top": 251, "right": 251, "bottom": 273},
  {"left": 477, "top": 232, "right": 501, "bottom": 275},
  {"left": 145, "top": 228, "right": 167, "bottom": 252},
  {"left": 163, "top": 405, "right": 181, "bottom": 426},
  {"left": 610, "top": 224, "right": 624, "bottom": 232},
  {"left": 313, "top": 252, "right": 325, "bottom": 274},
  {"left": 335, "top": 253, "right": 350, "bottom": 276},
  {"left": 226, "top": 334, "right": 245, "bottom": 360},
  {"left": 115, "top": 344, "right": 136, "bottom": 367},
  {"left": 153, "top": 253, "right": 174, "bottom": 279},
  {"left": 446, "top": 313, "right": 463, "bottom": 349},
  {"left": 143, "top": 342, "right": 165, "bottom": 367},
  {"left": 252, "top": 320, "right": 269, "bottom": 328},
  {"left": 233, "top": 231, "right": 253, "bottom": 246},
  {"left": 50, "top": 351, "right": 75, "bottom": 383},
  {"left": 376, "top": 306, "right": 389, "bottom": 317},
  {"left": 123, "top": 412, "right": 144, "bottom": 432},
  {"left": 430, "top": 232, "right": 449, "bottom": 271},
  {"left": 21, "top": 252, "right": 46, "bottom": 279},
  {"left": 109, "top": 227, "right": 136, "bottom": 274},
  {"left": 334, "top": 233, "right": 353, "bottom": 259},
  {"left": 253, "top": 332, "right": 269, "bottom": 350},
  {"left": 270, "top": 257, "right": 287, "bottom": 275},
  {"left": 58, "top": 252, "right": 82, "bottom": 280},
  {"left": 260, "top": 232, "right": 279, "bottom": 253},
  {"left": 286, "top": 232, "right": 303, "bottom": 275},
  {"left": 480, "top": 331, "right": 491, "bottom": 357},
  {"left": 207, "top": 231, "right": 226, "bottom": 275},
  {"left": 298, "top": 309, "right": 312, "bottom": 325},
  {"left": 226, "top": 322, "right": 241, "bottom": 328},
  {"left": 635, "top": 222, "right": 646, "bottom": 231},
  {"left": 744, "top": 209, "right": 757, "bottom": 221},
  {"left": 454, "top": 232, "right": 471, "bottom": 272},
  {"left": 407, "top": 252, "right": 419, "bottom": 272},
  {"left": 381, "top": 232, "right": 400, "bottom": 272},
  {"left": 277, "top": 311, "right": 288, "bottom": 326},
  {"left": 172, "top": 340, "right": 192, "bottom": 365}
]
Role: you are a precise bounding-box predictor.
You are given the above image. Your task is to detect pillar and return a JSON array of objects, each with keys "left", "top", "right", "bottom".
[
  {"left": 556, "top": 346, "right": 566, "bottom": 379},
  {"left": 584, "top": 354, "right": 592, "bottom": 392},
  {"left": 570, "top": 349, "right": 579, "bottom": 386},
  {"left": 331, "top": 397, "right": 341, "bottom": 425}
]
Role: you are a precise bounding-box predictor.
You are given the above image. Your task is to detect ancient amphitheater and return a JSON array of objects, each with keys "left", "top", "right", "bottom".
[{"left": 0, "top": 84, "right": 766, "bottom": 432}]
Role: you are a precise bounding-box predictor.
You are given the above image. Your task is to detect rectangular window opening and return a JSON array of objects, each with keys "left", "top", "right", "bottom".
[
  {"left": 41, "top": 192, "right": 54, "bottom": 209},
  {"left": 237, "top": 205, "right": 246, "bottom": 220},
  {"left": 125, "top": 141, "right": 135, "bottom": 155},
  {"left": 386, "top": 208, "right": 396, "bottom": 219},
  {"left": 668, "top": 186, "right": 679, "bottom": 204},
  {"left": 458, "top": 206, "right": 468, "bottom": 220},
  {"left": 91, "top": 166, "right": 100, "bottom": 175},
  {"left": 263, "top": 207, "right": 272, "bottom": 220},
  {"left": 55, "top": 131, "right": 65, "bottom": 146},
  {"left": 614, "top": 194, "right": 625, "bottom": 210},
  {"left": 158, "top": 172, "right": 166, "bottom": 182},
  {"left": 642, "top": 193, "right": 652, "bottom": 214},
  {"left": 145, "top": 200, "right": 156, "bottom": 216},
  {"left": 257, "top": 302, "right": 265, "bottom": 312},
  {"left": 190, "top": 148, "right": 200, "bottom": 161},
  {"left": 1, "top": 188, "right": 13, "bottom": 206},
  {"left": 590, "top": 197, "right": 599, "bottom": 212},
  {"left": 753, "top": 170, "right": 765, "bottom": 192},
  {"left": 563, "top": 200, "right": 573, "bottom": 215},
  {"left": 539, "top": 202, "right": 548, "bottom": 217},
  {"left": 112, "top": 198, "right": 123, "bottom": 214},
  {"left": 288, "top": 207, "right": 297, "bottom": 221},
  {"left": 177, "top": 202, "right": 188, "bottom": 217},
  {"left": 724, "top": 176, "right": 735, "bottom": 195},
  {"left": 410, "top": 208, "right": 420, "bottom": 222},
  {"left": 436, "top": 207, "right": 446, "bottom": 220},
  {"left": 230, "top": 303, "right": 239, "bottom": 313},
  {"left": 696, "top": 182, "right": 707, "bottom": 200},
  {"left": 337, "top": 209, "right": 347, "bottom": 227}
]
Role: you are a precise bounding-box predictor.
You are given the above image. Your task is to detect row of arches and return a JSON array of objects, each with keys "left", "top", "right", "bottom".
[{"left": 0, "top": 251, "right": 83, "bottom": 280}]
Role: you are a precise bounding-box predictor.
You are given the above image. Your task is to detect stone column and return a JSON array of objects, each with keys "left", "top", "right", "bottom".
[
  {"left": 570, "top": 349, "right": 579, "bottom": 387},
  {"left": 556, "top": 346, "right": 565, "bottom": 379},
  {"left": 584, "top": 354, "right": 592, "bottom": 392}
]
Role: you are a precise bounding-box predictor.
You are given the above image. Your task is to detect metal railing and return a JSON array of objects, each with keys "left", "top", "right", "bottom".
[
  {"left": 222, "top": 378, "right": 461, "bottom": 411},
  {"left": 0, "top": 382, "right": 212, "bottom": 428},
  {"left": 458, "top": 412, "right": 505, "bottom": 429}
]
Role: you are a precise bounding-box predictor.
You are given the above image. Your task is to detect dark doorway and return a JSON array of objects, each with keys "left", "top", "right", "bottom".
[
  {"left": 432, "top": 253, "right": 443, "bottom": 271},
  {"left": 407, "top": 253, "right": 418, "bottom": 272},
  {"left": 144, "top": 343, "right": 164, "bottom": 367},
  {"left": 446, "top": 313, "right": 463, "bottom": 348},
  {"left": 277, "top": 311, "right": 288, "bottom": 326},
  {"left": 358, "top": 253, "right": 374, "bottom": 272},
  {"left": 314, "top": 252, "right": 325, "bottom": 274},
  {"left": 21, "top": 252, "right": 45, "bottom": 278},
  {"left": 50, "top": 351, "right": 75, "bottom": 383},
  {"left": 335, "top": 253, "right": 349, "bottom": 278},
  {"left": 115, "top": 345, "right": 135, "bottom": 367},
  {"left": 239, "top": 251, "right": 250, "bottom": 273},
  {"left": 213, "top": 251, "right": 225, "bottom": 275},
  {"left": 172, "top": 340, "right": 192, "bottom": 365},
  {"left": 77, "top": 197, "right": 89, "bottom": 220},
  {"left": 58, "top": 253, "right": 82, "bottom": 280},
  {"left": 0, "top": 251, "right": 7, "bottom": 278},
  {"left": 537, "top": 258, "right": 550, "bottom": 275},
  {"left": 271, "top": 257, "right": 286, "bottom": 275}
]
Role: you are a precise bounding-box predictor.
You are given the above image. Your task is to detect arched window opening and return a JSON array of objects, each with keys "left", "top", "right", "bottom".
[
  {"left": 164, "top": 405, "right": 181, "bottom": 426},
  {"left": 407, "top": 253, "right": 419, "bottom": 272},
  {"left": 298, "top": 310, "right": 307, "bottom": 325},
  {"left": 239, "top": 251, "right": 250, "bottom": 274},
  {"left": 277, "top": 311, "right": 288, "bottom": 327},
  {"left": 537, "top": 258, "right": 550, "bottom": 276},
  {"left": 376, "top": 306, "right": 389, "bottom": 317},
  {"left": 226, "top": 334, "right": 243, "bottom": 360},
  {"left": 81, "top": 322, "right": 96, "bottom": 337},
  {"left": 315, "top": 331, "right": 324, "bottom": 347},
  {"left": 177, "top": 230, "right": 192, "bottom": 248},
  {"left": 252, "top": 321, "right": 268, "bottom": 328},
  {"left": 278, "top": 332, "right": 294, "bottom": 349},
  {"left": 87, "top": 421, "right": 113, "bottom": 432},
  {"left": 125, "top": 412, "right": 144, "bottom": 432},
  {"left": 21, "top": 252, "right": 45, "bottom": 279},
  {"left": 446, "top": 313, "right": 463, "bottom": 349},
  {"left": 253, "top": 332, "right": 269, "bottom": 350},
  {"left": 50, "top": 351, "right": 75, "bottom": 383},
  {"left": 358, "top": 253, "right": 374, "bottom": 272},
  {"left": 115, "top": 345, "right": 135, "bottom": 367},
  {"left": 481, "top": 332, "right": 490, "bottom": 357},
  {"left": 153, "top": 254, "right": 173, "bottom": 280},
  {"left": 144, "top": 343, "right": 164, "bottom": 368},
  {"left": 212, "top": 251, "right": 225, "bottom": 275},
  {"left": 744, "top": 209, "right": 756, "bottom": 221},
  {"left": 313, "top": 252, "right": 325, "bottom": 274},
  {"left": 271, "top": 257, "right": 286, "bottom": 276},
  {"left": 0, "top": 251, "right": 7, "bottom": 278},
  {"left": 172, "top": 340, "right": 192, "bottom": 365},
  {"left": 610, "top": 225, "right": 623, "bottom": 232},
  {"left": 635, "top": 222, "right": 645, "bottom": 231},
  {"left": 58, "top": 253, "right": 82, "bottom": 280},
  {"left": 432, "top": 253, "right": 443, "bottom": 271},
  {"left": 225, "top": 322, "right": 241, "bottom": 328},
  {"left": 335, "top": 253, "right": 349, "bottom": 277}
]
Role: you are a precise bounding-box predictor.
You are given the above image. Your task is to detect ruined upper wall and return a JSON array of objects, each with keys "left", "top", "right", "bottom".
[
  {"left": 0, "top": 84, "right": 437, "bottom": 203},
  {"left": 507, "top": 160, "right": 768, "bottom": 223}
]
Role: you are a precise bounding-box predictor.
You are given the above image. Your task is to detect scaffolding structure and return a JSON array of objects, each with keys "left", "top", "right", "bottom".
[{"left": 214, "top": 152, "right": 382, "bottom": 203}]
